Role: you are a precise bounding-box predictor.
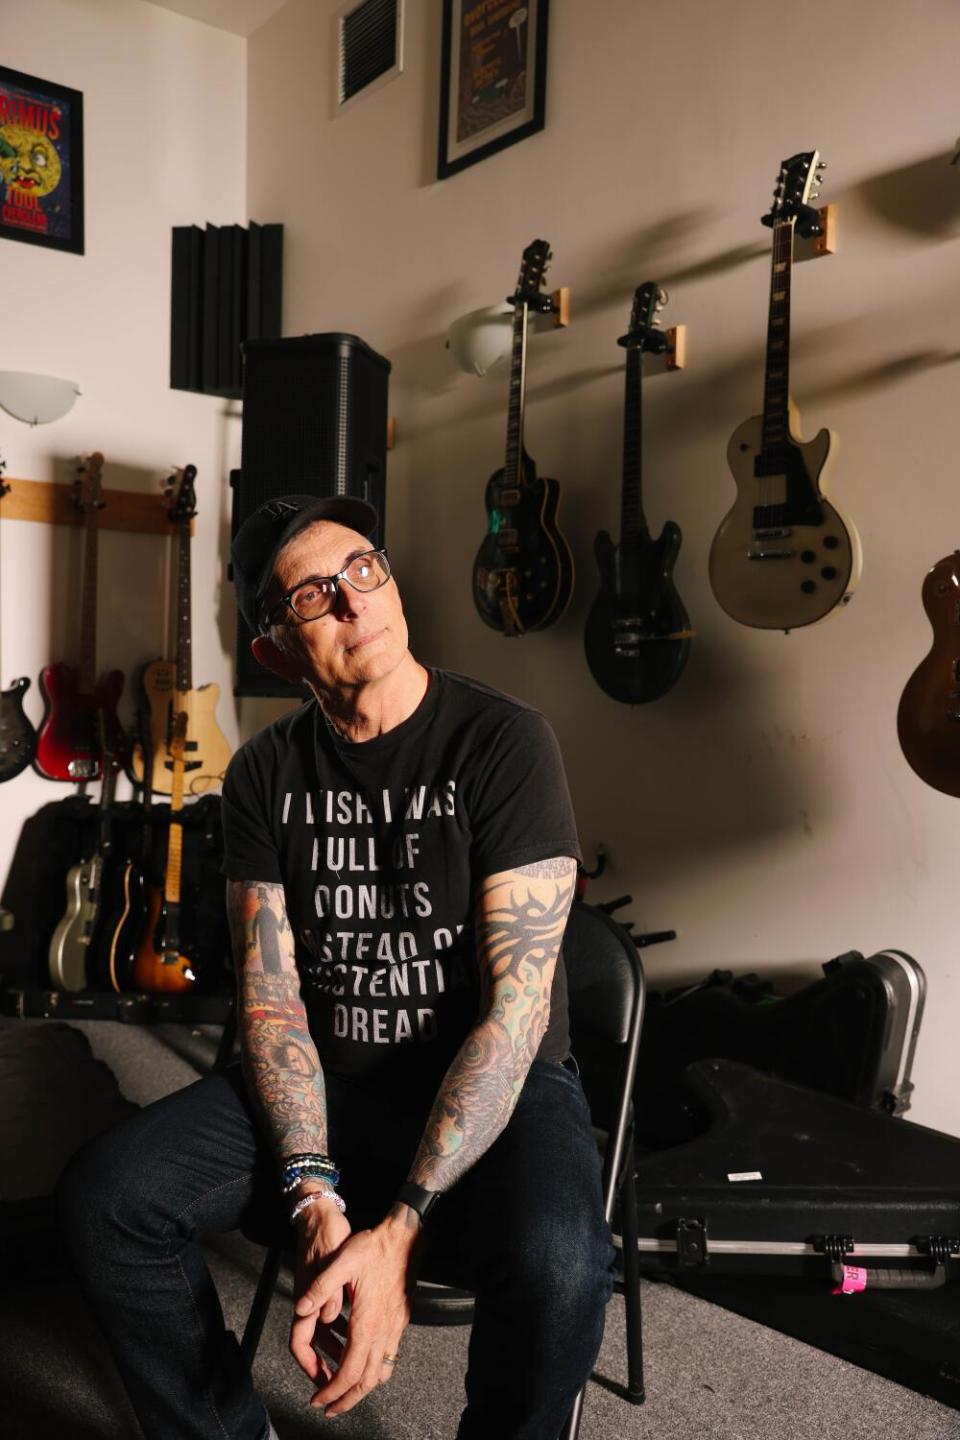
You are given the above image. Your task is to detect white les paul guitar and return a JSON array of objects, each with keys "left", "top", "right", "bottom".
[{"left": 709, "top": 151, "right": 861, "bottom": 632}]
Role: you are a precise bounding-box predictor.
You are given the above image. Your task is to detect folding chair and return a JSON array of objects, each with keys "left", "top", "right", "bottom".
[{"left": 239, "top": 898, "right": 646, "bottom": 1438}]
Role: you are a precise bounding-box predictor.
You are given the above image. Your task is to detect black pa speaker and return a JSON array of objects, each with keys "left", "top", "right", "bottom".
[{"left": 230, "top": 333, "right": 391, "bottom": 698}]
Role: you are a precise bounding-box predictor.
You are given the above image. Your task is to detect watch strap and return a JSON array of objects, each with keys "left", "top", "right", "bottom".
[{"left": 396, "top": 1181, "right": 440, "bottom": 1225}]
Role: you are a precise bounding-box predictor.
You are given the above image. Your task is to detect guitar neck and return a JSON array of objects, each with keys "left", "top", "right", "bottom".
[
  {"left": 620, "top": 345, "right": 648, "bottom": 547},
  {"left": 760, "top": 219, "right": 795, "bottom": 460},
  {"left": 503, "top": 303, "right": 530, "bottom": 485},
  {"left": 79, "top": 500, "right": 100, "bottom": 694},
  {"left": 175, "top": 520, "right": 193, "bottom": 695}
]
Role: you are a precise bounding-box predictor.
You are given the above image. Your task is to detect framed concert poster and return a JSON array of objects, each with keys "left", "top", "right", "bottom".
[
  {"left": 438, "top": 0, "right": 549, "bottom": 180},
  {"left": 0, "top": 66, "right": 84, "bottom": 255}
]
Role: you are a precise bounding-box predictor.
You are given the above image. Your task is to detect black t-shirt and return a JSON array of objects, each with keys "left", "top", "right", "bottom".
[{"left": 221, "top": 669, "right": 581, "bottom": 1095}]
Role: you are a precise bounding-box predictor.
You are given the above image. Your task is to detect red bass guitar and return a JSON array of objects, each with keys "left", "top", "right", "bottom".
[{"left": 36, "top": 453, "right": 126, "bottom": 783}]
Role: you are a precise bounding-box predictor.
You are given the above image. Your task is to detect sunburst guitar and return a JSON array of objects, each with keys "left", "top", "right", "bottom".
[{"left": 709, "top": 151, "right": 861, "bottom": 632}]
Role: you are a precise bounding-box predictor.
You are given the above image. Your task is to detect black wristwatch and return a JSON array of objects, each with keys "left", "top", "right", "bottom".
[{"left": 396, "top": 1181, "right": 441, "bottom": 1226}]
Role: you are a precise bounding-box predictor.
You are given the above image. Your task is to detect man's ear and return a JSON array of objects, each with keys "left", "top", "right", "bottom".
[{"left": 251, "top": 632, "right": 305, "bottom": 684}]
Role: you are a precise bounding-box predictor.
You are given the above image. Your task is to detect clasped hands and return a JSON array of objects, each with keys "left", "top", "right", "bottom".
[{"left": 290, "top": 1206, "right": 416, "bottom": 1417}]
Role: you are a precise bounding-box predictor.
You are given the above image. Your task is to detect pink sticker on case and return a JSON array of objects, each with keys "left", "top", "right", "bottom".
[{"left": 831, "top": 1265, "right": 868, "bottom": 1295}]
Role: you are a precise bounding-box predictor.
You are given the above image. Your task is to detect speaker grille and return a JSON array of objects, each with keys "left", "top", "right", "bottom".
[{"left": 232, "top": 333, "right": 391, "bottom": 698}]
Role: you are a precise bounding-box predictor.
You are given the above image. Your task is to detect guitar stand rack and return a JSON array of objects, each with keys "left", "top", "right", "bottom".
[{"left": 0, "top": 474, "right": 189, "bottom": 534}]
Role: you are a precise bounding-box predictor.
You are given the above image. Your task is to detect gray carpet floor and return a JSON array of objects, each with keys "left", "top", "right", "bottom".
[{"left": 4, "top": 1016, "right": 960, "bottom": 1440}]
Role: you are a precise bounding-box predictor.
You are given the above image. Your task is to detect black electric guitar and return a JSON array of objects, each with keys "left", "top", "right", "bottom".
[
  {"left": 584, "top": 283, "right": 692, "bottom": 704},
  {"left": 709, "top": 151, "right": 861, "bottom": 631},
  {"left": 0, "top": 460, "right": 38, "bottom": 780},
  {"left": 472, "top": 239, "right": 574, "bottom": 636}
]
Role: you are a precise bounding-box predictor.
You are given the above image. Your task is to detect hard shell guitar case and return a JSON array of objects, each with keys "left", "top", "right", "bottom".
[
  {"left": 631, "top": 1058, "right": 960, "bottom": 1406},
  {"left": 635, "top": 948, "right": 925, "bottom": 1148}
]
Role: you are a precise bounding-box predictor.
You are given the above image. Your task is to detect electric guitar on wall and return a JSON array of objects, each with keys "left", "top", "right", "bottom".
[
  {"left": 472, "top": 239, "right": 574, "bottom": 636},
  {"left": 0, "top": 458, "right": 38, "bottom": 781},
  {"left": 896, "top": 551, "right": 960, "bottom": 798},
  {"left": 131, "top": 465, "right": 231, "bottom": 795},
  {"left": 36, "top": 453, "right": 127, "bottom": 782},
  {"left": 132, "top": 710, "right": 198, "bottom": 993},
  {"left": 709, "top": 152, "right": 862, "bottom": 632},
  {"left": 48, "top": 719, "right": 120, "bottom": 990},
  {"left": 584, "top": 283, "right": 692, "bottom": 704}
]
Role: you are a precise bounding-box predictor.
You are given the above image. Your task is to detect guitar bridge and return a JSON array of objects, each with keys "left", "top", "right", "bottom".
[
  {"left": 753, "top": 527, "right": 793, "bottom": 540},
  {"left": 747, "top": 548, "right": 796, "bottom": 560},
  {"left": 67, "top": 758, "right": 98, "bottom": 779}
]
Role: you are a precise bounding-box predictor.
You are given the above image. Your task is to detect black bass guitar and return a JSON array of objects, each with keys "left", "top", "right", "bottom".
[
  {"left": 472, "top": 238, "right": 574, "bottom": 636},
  {"left": 585, "top": 283, "right": 692, "bottom": 703},
  {"left": 0, "top": 461, "right": 38, "bottom": 780}
]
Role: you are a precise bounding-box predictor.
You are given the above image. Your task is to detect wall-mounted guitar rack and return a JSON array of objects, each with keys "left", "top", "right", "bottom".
[{"left": 0, "top": 476, "right": 189, "bottom": 534}]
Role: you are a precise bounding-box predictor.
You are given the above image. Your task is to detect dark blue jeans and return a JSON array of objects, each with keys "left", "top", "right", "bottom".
[{"left": 56, "top": 1057, "right": 615, "bottom": 1440}]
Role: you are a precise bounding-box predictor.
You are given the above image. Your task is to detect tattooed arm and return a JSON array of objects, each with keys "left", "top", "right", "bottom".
[
  {"left": 297, "top": 854, "right": 578, "bottom": 1419},
  {"left": 226, "top": 880, "right": 353, "bottom": 1387},
  {"left": 225, "top": 879, "right": 330, "bottom": 1163},
  {"left": 406, "top": 854, "right": 578, "bottom": 1193}
]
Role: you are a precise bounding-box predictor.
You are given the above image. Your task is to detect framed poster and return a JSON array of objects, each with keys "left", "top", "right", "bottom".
[
  {"left": 0, "top": 66, "right": 84, "bottom": 255},
  {"left": 438, "top": 0, "right": 548, "bottom": 180}
]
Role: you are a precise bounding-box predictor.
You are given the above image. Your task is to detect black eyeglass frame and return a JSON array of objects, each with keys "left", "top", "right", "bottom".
[{"left": 262, "top": 548, "right": 392, "bottom": 630}]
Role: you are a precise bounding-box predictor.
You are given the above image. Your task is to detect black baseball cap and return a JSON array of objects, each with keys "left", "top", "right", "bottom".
[{"left": 231, "top": 493, "right": 379, "bottom": 633}]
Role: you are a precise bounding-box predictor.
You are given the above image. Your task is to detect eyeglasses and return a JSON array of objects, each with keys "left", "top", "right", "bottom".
[{"left": 264, "top": 549, "right": 392, "bottom": 627}]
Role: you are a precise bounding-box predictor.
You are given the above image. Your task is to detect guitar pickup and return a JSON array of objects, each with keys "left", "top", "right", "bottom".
[
  {"left": 498, "top": 490, "right": 521, "bottom": 507},
  {"left": 497, "top": 529, "right": 519, "bottom": 549}
]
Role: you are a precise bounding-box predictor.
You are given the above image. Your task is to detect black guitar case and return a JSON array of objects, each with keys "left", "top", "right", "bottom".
[
  {"left": 631, "top": 1058, "right": 960, "bottom": 1407},
  {"left": 634, "top": 949, "right": 925, "bottom": 1148}
]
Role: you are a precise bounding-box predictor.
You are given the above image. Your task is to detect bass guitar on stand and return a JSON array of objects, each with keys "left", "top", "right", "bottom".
[
  {"left": 472, "top": 239, "right": 574, "bottom": 636},
  {"left": 585, "top": 282, "right": 692, "bottom": 703}
]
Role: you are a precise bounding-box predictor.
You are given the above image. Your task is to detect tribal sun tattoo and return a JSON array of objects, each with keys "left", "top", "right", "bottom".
[
  {"left": 406, "top": 856, "right": 577, "bottom": 1194},
  {"left": 226, "top": 879, "right": 329, "bottom": 1161}
]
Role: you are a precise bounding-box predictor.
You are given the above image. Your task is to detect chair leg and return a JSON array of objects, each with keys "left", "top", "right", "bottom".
[
  {"left": 619, "top": 1145, "right": 646, "bottom": 1404},
  {"left": 241, "top": 1243, "right": 284, "bottom": 1366},
  {"left": 558, "top": 1386, "right": 586, "bottom": 1440}
]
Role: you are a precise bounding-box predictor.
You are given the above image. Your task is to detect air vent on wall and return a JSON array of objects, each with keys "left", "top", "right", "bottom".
[{"left": 339, "top": 0, "right": 402, "bottom": 104}]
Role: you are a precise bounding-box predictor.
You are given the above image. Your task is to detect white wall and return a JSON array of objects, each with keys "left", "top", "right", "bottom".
[
  {"left": 0, "top": 3, "right": 245, "bottom": 886},
  {"left": 246, "top": 0, "right": 960, "bottom": 1133}
]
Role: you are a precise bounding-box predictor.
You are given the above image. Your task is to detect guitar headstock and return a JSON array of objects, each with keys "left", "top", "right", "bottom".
[
  {"left": 619, "top": 282, "right": 669, "bottom": 353},
  {"left": 765, "top": 151, "right": 826, "bottom": 229},
  {"left": 164, "top": 464, "right": 198, "bottom": 525},
  {"left": 509, "top": 238, "right": 552, "bottom": 309},
  {"left": 0, "top": 449, "right": 8, "bottom": 501},
  {"left": 73, "top": 452, "right": 105, "bottom": 512}
]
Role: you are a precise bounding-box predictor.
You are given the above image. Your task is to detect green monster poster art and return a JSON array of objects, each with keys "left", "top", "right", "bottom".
[
  {"left": 456, "top": 1, "right": 531, "bottom": 143},
  {"left": 0, "top": 66, "right": 84, "bottom": 254},
  {"left": 439, "top": 0, "right": 548, "bottom": 179}
]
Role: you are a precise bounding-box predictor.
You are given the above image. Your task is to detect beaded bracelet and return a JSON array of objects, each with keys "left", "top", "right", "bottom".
[
  {"left": 281, "top": 1154, "right": 340, "bottom": 1193},
  {"left": 290, "top": 1188, "right": 346, "bottom": 1223},
  {"left": 282, "top": 1167, "right": 341, "bottom": 1195}
]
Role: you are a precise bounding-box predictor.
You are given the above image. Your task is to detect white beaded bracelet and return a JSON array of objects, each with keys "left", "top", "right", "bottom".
[{"left": 290, "top": 1187, "right": 346, "bottom": 1223}]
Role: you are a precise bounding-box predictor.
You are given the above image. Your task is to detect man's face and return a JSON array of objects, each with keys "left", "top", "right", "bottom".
[{"left": 265, "top": 520, "right": 409, "bottom": 692}]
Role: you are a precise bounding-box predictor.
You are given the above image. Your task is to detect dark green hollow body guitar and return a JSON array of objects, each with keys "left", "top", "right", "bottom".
[
  {"left": 585, "top": 282, "right": 692, "bottom": 704},
  {"left": 472, "top": 239, "right": 574, "bottom": 637}
]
